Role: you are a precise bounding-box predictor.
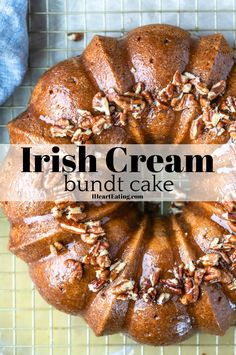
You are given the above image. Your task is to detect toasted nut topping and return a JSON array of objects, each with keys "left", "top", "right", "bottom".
[
  {"left": 88, "top": 279, "right": 107, "bottom": 292},
  {"left": 150, "top": 267, "right": 161, "bottom": 287},
  {"left": 112, "top": 279, "right": 135, "bottom": 295},
  {"left": 190, "top": 116, "right": 204, "bottom": 140},
  {"left": 46, "top": 70, "right": 236, "bottom": 144},
  {"left": 64, "top": 259, "right": 83, "bottom": 282},
  {"left": 199, "top": 253, "right": 220, "bottom": 267},
  {"left": 156, "top": 292, "right": 171, "bottom": 305},
  {"left": 110, "top": 260, "right": 126, "bottom": 281},
  {"left": 60, "top": 223, "right": 87, "bottom": 234},
  {"left": 208, "top": 80, "right": 226, "bottom": 101}
]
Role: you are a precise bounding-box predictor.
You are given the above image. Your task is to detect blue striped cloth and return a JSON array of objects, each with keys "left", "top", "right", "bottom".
[{"left": 0, "top": 0, "right": 28, "bottom": 105}]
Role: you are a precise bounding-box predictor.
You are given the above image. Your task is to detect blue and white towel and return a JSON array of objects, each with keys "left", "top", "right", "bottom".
[{"left": 0, "top": 0, "right": 28, "bottom": 105}]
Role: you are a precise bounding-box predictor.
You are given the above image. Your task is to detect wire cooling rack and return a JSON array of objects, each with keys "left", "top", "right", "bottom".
[{"left": 1, "top": 0, "right": 236, "bottom": 354}]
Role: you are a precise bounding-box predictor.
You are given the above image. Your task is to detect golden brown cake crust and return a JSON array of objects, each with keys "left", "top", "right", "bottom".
[{"left": 3, "top": 24, "right": 236, "bottom": 345}]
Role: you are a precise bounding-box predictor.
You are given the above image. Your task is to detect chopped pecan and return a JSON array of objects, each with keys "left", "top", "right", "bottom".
[
  {"left": 209, "top": 237, "right": 220, "bottom": 249},
  {"left": 154, "top": 99, "right": 169, "bottom": 112},
  {"left": 51, "top": 206, "right": 63, "bottom": 218},
  {"left": 142, "top": 286, "right": 158, "bottom": 303},
  {"left": 115, "top": 111, "right": 128, "bottom": 126},
  {"left": 66, "top": 205, "right": 86, "bottom": 222},
  {"left": 81, "top": 233, "right": 100, "bottom": 245},
  {"left": 208, "top": 80, "right": 226, "bottom": 101},
  {"left": 180, "top": 284, "right": 199, "bottom": 305},
  {"left": 229, "top": 122, "right": 236, "bottom": 140},
  {"left": 228, "top": 279, "right": 236, "bottom": 290},
  {"left": 96, "top": 250, "right": 111, "bottom": 268},
  {"left": 173, "top": 264, "right": 184, "bottom": 280},
  {"left": 200, "top": 96, "right": 211, "bottom": 109},
  {"left": 158, "top": 83, "right": 176, "bottom": 102},
  {"left": 183, "top": 72, "right": 196, "bottom": 80},
  {"left": 184, "top": 260, "right": 195, "bottom": 274},
  {"left": 82, "top": 254, "right": 97, "bottom": 266},
  {"left": 203, "top": 267, "right": 232, "bottom": 284},
  {"left": 60, "top": 222, "right": 87, "bottom": 234},
  {"left": 112, "top": 279, "right": 135, "bottom": 296},
  {"left": 50, "top": 126, "right": 72, "bottom": 138},
  {"left": 88, "top": 279, "right": 107, "bottom": 292},
  {"left": 141, "top": 90, "right": 154, "bottom": 104},
  {"left": 150, "top": 267, "right": 161, "bottom": 287},
  {"left": 64, "top": 259, "right": 83, "bottom": 282},
  {"left": 110, "top": 260, "right": 126, "bottom": 281},
  {"left": 195, "top": 82, "right": 209, "bottom": 96},
  {"left": 190, "top": 116, "right": 204, "bottom": 140},
  {"left": 161, "top": 278, "right": 183, "bottom": 295},
  {"left": 95, "top": 268, "right": 110, "bottom": 281},
  {"left": 49, "top": 244, "right": 57, "bottom": 255},
  {"left": 78, "top": 112, "right": 98, "bottom": 130},
  {"left": 133, "top": 82, "right": 145, "bottom": 94},
  {"left": 71, "top": 128, "right": 92, "bottom": 144},
  {"left": 92, "top": 92, "right": 110, "bottom": 116},
  {"left": 156, "top": 292, "right": 171, "bottom": 305},
  {"left": 50, "top": 241, "right": 65, "bottom": 255},
  {"left": 172, "top": 71, "right": 183, "bottom": 86},
  {"left": 182, "top": 83, "right": 192, "bottom": 93},
  {"left": 171, "top": 93, "right": 198, "bottom": 111},
  {"left": 199, "top": 253, "right": 220, "bottom": 267},
  {"left": 194, "top": 268, "right": 205, "bottom": 285},
  {"left": 228, "top": 235, "right": 236, "bottom": 244},
  {"left": 91, "top": 115, "right": 112, "bottom": 135},
  {"left": 221, "top": 96, "right": 236, "bottom": 113},
  {"left": 222, "top": 211, "right": 236, "bottom": 222}
]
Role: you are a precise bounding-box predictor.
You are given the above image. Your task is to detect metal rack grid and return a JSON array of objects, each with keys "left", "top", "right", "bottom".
[{"left": 1, "top": 0, "right": 236, "bottom": 354}]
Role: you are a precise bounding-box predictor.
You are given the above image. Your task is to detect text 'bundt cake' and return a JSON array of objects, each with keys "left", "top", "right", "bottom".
[{"left": 3, "top": 24, "right": 236, "bottom": 345}]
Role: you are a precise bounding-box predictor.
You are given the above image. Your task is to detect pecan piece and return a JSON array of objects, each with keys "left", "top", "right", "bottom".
[
  {"left": 92, "top": 92, "right": 110, "bottom": 116},
  {"left": 154, "top": 99, "right": 169, "bottom": 112},
  {"left": 96, "top": 250, "right": 111, "bottom": 268},
  {"left": 81, "top": 233, "right": 101, "bottom": 245},
  {"left": 208, "top": 80, "right": 226, "bottom": 101},
  {"left": 50, "top": 241, "right": 65, "bottom": 255},
  {"left": 88, "top": 279, "right": 107, "bottom": 292},
  {"left": 133, "top": 82, "right": 145, "bottom": 94},
  {"left": 95, "top": 268, "right": 110, "bottom": 281},
  {"left": 180, "top": 284, "right": 199, "bottom": 305},
  {"left": 66, "top": 205, "right": 86, "bottom": 222},
  {"left": 204, "top": 267, "right": 222, "bottom": 283},
  {"left": 199, "top": 253, "right": 220, "bottom": 267},
  {"left": 156, "top": 292, "right": 171, "bottom": 305},
  {"left": 112, "top": 279, "right": 135, "bottom": 296},
  {"left": 64, "top": 259, "right": 83, "bottom": 282},
  {"left": 171, "top": 94, "right": 197, "bottom": 111},
  {"left": 161, "top": 278, "right": 183, "bottom": 295},
  {"left": 91, "top": 115, "right": 112, "bottom": 135},
  {"left": 60, "top": 222, "right": 87, "bottom": 234},
  {"left": 195, "top": 82, "right": 209, "bottom": 96},
  {"left": 150, "top": 267, "right": 161, "bottom": 287},
  {"left": 190, "top": 116, "right": 204, "bottom": 140},
  {"left": 221, "top": 96, "right": 236, "bottom": 113},
  {"left": 110, "top": 260, "right": 126, "bottom": 281},
  {"left": 50, "top": 126, "right": 71, "bottom": 138}
]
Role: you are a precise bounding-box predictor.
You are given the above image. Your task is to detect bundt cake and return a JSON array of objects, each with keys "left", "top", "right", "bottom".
[{"left": 3, "top": 24, "right": 236, "bottom": 345}]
